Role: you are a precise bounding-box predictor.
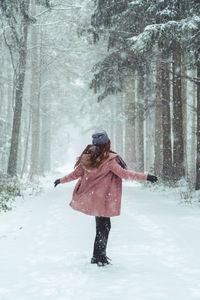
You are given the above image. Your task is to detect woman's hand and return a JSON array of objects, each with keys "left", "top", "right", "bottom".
[
  {"left": 54, "top": 179, "right": 60, "bottom": 187},
  {"left": 147, "top": 174, "right": 158, "bottom": 183}
]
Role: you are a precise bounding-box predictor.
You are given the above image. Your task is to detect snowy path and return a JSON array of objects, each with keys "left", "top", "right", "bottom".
[{"left": 1, "top": 180, "right": 200, "bottom": 300}]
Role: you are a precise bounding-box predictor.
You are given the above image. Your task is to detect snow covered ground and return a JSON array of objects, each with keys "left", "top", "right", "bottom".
[{"left": 1, "top": 177, "right": 200, "bottom": 300}]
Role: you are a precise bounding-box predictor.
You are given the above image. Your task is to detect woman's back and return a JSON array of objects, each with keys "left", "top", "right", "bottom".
[
  {"left": 60, "top": 152, "right": 147, "bottom": 217},
  {"left": 54, "top": 130, "right": 157, "bottom": 266}
]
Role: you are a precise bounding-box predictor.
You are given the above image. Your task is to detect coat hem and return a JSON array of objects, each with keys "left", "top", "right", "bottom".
[{"left": 69, "top": 203, "right": 120, "bottom": 217}]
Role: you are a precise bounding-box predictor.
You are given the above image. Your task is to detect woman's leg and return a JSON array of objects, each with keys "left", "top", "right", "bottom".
[{"left": 93, "top": 216, "right": 111, "bottom": 259}]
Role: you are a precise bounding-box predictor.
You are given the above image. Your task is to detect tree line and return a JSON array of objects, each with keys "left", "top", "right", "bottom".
[
  {"left": 0, "top": 0, "right": 200, "bottom": 191},
  {"left": 0, "top": 0, "right": 95, "bottom": 180},
  {"left": 89, "top": 0, "right": 200, "bottom": 189}
]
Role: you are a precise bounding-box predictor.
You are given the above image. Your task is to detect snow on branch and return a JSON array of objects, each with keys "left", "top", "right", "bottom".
[{"left": 128, "top": 15, "right": 200, "bottom": 61}]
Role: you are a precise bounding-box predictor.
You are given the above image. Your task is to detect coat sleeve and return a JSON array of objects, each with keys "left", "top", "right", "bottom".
[
  {"left": 60, "top": 166, "right": 84, "bottom": 184},
  {"left": 109, "top": 158, "right": 147, "bottom": 181}
]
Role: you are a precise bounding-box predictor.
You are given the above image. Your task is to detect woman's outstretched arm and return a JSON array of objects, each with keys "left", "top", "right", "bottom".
[
  {"left": 54, "top": 165, "right": 84, "bottom": 187},
  {"left": 109, "top": 158, "right": 147, "bottom": 181},
  {"left": 60, "top": 166, "right": 84, "bottom": 183}
]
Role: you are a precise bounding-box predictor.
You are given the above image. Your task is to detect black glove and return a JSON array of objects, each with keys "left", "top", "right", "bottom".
[
  {"left": 54, "top": 179, "right": 60, "bottom": 187},
  {"left": 147, "top": 174, "right": 158, "bottom": 183}
]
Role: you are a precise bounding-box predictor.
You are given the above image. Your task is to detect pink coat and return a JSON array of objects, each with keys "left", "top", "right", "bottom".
[{"left": 60, "top": 153, "right": 147, "bottom": 217}]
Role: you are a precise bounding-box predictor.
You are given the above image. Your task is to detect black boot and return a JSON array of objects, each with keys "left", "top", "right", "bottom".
[
  {"left": 97, "top": 255, "right": 111, "bottom": 267},
  {"left": 91, "top": 256, "right": 98, "bottom": 264},
  {"left": 91, "top": 255, "right": 111, "bottom": 266}
]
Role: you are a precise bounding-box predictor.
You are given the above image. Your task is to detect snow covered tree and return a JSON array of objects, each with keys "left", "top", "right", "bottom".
[
  {"left": 0, "top": 0, "right": 53, "bottom": 177},
  {"left": 196, "top": 62, "right": 200, "bottom": 190},
  {"left": 124, "top": 76, "right": 136, "bottom": 169},
  {"left": 29, "top": 1, "right": 41, "bottom": 178},
  {"left": 90, "top": 0, "right": 200, "bottom": 182},
  {"left": 90, "top": 0, "right": 154, "bottom": 172},
  {"left": 127, "top": 0, "right": 200, "bottom": 180},
  {"left": 0, "top": 0, "right": 34, "bottom": 176}
]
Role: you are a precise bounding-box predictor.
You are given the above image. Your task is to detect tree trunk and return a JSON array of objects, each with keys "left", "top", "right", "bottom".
[
  {"left": 29, "top": 4, "right": 41, "bottom": 179},
  {"left": 181, "top": 53, "right": 188, "bottom": 179},
  {"left": 161, "top": 54, "right": 173, "bottom": 179},
  {"left": 40, "top": 108, "right": 51, "bottom": 174},
  {"left": 30, "top": 68, "right": 41, "bottom": 177},
  {"left": 154, "top": 58, "right": 163, "bottom": 176},
  {"left": 21, "top": 111, "right": 31, "bottom": 178},
  {"left": 39, "top": 80, "right": 51, "bottom": 173},
  {"left": 110, "top": 98, "right": 116, "bottom": 150},
  {"left": 195, "top": 62, "right": 200, "bottom": 190},
  {"left": 7, "top": 25, "right": 28, "bottom": 176},
  {"left": 3, "top": 63, "right": 13, "bottom": 172},
  {"left": 172, "top": 43, "right": 185, "bottom": 179},
  {"left": 0, "top": 39, "right": 4, "bottom": 116},
  {"left": 0, "top": 39, "right": 5, "bottom": 169},
  {"left": 189, "top": 75, "right": 196, "bottom": 184},
  {"left": 144, "top": 66, "right": 154, "bottom": 171},
  {"left": 125, "top": 75, "right": 136, "bottom": 169},
  {"left": 115, "top": 94, "right": 123, "bottom": 157},
  {"left": 136, "top": 71, "right": 144, "bottom": 172}
]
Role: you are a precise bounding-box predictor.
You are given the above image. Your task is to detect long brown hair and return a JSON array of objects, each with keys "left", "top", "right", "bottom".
[{"left": 74, "top": 140, "right": 111, "bottom": 169}]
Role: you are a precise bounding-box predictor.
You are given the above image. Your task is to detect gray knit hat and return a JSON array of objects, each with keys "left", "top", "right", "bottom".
[{"left": 92, "top": 130, "right": 109, "bottom": 146}]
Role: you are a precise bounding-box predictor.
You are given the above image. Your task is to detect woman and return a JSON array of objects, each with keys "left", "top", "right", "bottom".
[{"left": 54, "top": 130, "right": 157, "bottom": 267}]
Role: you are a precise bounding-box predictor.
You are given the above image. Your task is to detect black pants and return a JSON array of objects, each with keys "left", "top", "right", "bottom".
[{"left": 93, "top": 216, "right": 111, "bottom": 258}]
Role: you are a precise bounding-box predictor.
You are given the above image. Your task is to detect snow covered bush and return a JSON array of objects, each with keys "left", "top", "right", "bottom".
[{"left": 0, "top": 176, "right": 21, "bottom": 212}]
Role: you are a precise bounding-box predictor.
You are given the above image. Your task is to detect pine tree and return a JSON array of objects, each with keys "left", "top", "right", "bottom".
[{"left": 90, "top": 0, "right": 200, "bottom": 181}]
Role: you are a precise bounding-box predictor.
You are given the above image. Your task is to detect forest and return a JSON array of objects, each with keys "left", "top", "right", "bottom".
[
  {"left": 1, "top": 1, "right": 200, "bottom": 298},
  {"left": 0, "top": 0, "right": 200, "bottom": 207}
]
